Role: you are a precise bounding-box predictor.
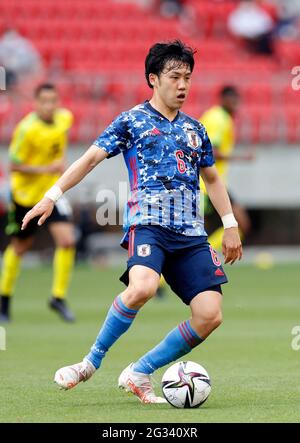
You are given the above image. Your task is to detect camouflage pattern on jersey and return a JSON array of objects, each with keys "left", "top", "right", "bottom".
[{"left": 94, "top": 102, "right": 215, "bottom": 241}]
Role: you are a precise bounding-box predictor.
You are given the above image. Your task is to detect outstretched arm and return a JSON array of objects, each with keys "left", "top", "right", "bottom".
[
  {"left": 54, "top": 145, "right": 107, "bottom": 193},
  {"left": 201, "top": 164, "right": 242, "bottom": 265},
  {"left": 22, "top": 145, "right": 107, "bottom": 229}
]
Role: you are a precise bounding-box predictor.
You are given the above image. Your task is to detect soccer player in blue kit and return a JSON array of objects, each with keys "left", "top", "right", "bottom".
[{"left": 22, "top": 41, "right": 242, "bottom": 404}]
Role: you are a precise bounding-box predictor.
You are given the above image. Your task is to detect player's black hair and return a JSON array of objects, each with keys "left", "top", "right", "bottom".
[
  {"left": 34, "top": 83, "right": 57, "bottom": 97},
  {"left": 220, "top": 85, "right": 239, "bottom": 98},
  {"left": 145, "top": 40, "right": 196, "bottom": 88}
]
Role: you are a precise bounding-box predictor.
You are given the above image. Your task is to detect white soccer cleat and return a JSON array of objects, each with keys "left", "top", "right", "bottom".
[
  {"left": 118, "top": 363, "right": 167, "bottom": 404},
  {"left": 54, "top": 358, "right": 96, "bottom": 390}
]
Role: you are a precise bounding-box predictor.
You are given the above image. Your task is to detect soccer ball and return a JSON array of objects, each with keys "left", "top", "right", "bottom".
[{"left": 161, "top": 361, "right": 211, "bottom": 408}]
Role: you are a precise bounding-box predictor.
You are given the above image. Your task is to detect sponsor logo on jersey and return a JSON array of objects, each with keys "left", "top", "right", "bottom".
[
  {"left": 215, "top": 268, "right": 225, "bottom": 277},
  {"left": 150, "top": 128, "right": 162, "bottom": 136},
  {"left": 137, "top": 244, "right": 151, "bottom": 257},
  {"left": 144, "top": 128, "right": 162, "bottom": 137}
]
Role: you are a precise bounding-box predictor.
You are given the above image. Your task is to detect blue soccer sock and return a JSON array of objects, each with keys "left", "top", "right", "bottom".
[
  {"left": 133, "top": 320, "right": 203, "bottom": 374},
  {"left": 86, "top": 295, "right": 138, "bottom": 369}
]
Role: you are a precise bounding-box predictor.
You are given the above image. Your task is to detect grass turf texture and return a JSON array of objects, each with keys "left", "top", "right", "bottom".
[{"left": 0, "top": 263, "right": 299, "bottom": 423}]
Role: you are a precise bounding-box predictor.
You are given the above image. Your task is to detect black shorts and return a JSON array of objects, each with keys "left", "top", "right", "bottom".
[
  {"left": 119, "top": 225, "right": 228, "bottom": 305},
  {"left": 5, "top": 197, "right": 73, "bottom": 239}
]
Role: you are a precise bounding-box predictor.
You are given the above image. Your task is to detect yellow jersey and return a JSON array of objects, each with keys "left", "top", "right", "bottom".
[
  {"left": 9, "top": 108, "right": 73, "bottom": 207},
  {"left": 200, "top": 105, "right": 235, "bottom": 185}
]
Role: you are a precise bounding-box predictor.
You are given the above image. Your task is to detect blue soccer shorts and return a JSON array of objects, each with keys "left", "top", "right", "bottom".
[{"left": 119, "top": 225, "right": 228, "bottom": 305}]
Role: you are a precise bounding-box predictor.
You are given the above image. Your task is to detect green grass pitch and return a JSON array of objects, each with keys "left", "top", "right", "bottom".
[{"left": 0, "top": 263, "right": 299, "bottom": 423}]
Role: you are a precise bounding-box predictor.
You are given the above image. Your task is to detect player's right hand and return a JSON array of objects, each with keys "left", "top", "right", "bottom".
[{"left": 21, "top": 197, "right": 55, "bottom": 230}]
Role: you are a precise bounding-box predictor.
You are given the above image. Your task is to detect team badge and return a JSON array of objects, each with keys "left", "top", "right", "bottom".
[
  {"left": 137, "top": 244, "right": 151, "bottom": 257},
  {"left": 186, "top": 129, "right": 202, "bottom": 150}
]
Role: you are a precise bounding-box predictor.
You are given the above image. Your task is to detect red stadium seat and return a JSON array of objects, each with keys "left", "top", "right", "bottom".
[
  {"left": 284, "top": 106, "right": 300, "bottom": 144},
  {"left": 243, "top": 105, "right": 282, "bottom": 144},
  {"left": 281, "top": 85, "right": 300, "bottom": 107},
  {"left": 276, "top": 40, "right": 300, "bottom": 68},
  {"left": 242, "top": 83, "right": 273, "bottom": 106}
]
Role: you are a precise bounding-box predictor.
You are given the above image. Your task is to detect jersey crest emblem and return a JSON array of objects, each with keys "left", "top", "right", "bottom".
[
  {"left": 185, "top": 129, "right": 202, "bottom": 150},
  {"left": 137, "top": 244, "right": 151, "bottom": 257}
]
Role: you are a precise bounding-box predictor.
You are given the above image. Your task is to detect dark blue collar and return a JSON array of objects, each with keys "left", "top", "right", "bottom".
[{"left": 144, "top": 100, "right": 180, "bottom": 123}]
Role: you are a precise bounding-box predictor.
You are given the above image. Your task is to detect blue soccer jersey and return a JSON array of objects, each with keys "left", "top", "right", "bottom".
[{"left": 93, "top": 101, "right": 215, "bottom": 244}]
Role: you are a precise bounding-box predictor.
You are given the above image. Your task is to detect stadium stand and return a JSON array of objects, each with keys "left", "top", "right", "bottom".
[{"left": 0, "top": 0, "right": 299, "bottom": 143}]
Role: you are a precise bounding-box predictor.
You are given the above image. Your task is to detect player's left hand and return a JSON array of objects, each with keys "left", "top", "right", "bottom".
[{"left": 222, "top": 227, "right": 243, "bottom": 265}]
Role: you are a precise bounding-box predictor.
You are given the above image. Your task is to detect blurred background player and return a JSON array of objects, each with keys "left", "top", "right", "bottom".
[
  {"left": 200, "top": 86, "right": 252, "bottom": 252},
  {"left": 0, "top": 27, "right": 44, "bottom": 95},
  {"left": 0, "top": 83, "right": 76, "bottom": 323},
  {"left": 227, "top": 0, "right": 275, "bottom": 55}
]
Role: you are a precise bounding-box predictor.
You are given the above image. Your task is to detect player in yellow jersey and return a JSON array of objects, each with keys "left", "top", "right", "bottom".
[
  {"left": 0, "top": 83, "right": 76, "bottom": 322},
  {"left": 200, "top": 86, "right": 251, "bottom": 251}
]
